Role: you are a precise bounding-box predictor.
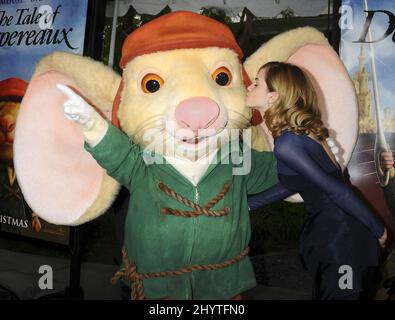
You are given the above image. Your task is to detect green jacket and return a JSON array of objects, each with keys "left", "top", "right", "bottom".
[{"left": 85, "top": 123, "right": 278, "bottom": 299}]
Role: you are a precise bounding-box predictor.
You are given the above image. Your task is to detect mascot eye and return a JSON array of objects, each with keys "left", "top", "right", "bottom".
[
  {"left": 141, "top": 73, "right": 164, "bottom": 93},
  {"left": 211, "top": 67, "right": 232, "bottom": 86}
]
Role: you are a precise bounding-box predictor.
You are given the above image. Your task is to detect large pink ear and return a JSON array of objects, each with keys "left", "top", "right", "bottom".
[
  {"left": 244, "top": 27, "right": 358, "bottom": 170},
  {"left": 287, "top": 44, "right": 358, "bottom": 169},
  {"left": 14, "top": 53, "right": 121, "bottom": 226}
]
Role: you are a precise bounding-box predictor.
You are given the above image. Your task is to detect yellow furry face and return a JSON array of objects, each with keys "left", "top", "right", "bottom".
[{"left": 118, "top": 47, "right": 251, "bottom": 161}]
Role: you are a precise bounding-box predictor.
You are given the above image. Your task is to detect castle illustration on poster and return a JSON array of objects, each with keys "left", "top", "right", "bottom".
[{"left": 340, "top": 0, "right": 395, "bottom": 232}]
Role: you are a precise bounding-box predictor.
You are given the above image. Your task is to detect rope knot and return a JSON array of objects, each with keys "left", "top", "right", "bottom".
[
  {"left": 158, "top": 181, "right": 231, "bottom": 217},
  {"left": 126, "top": 262, "right": 140, "bottom": 281},
  {"left": 111, "top": 247, "right": 145, "bottom": 300}
]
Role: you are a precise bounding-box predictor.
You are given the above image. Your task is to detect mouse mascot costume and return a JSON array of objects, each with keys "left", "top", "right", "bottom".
[{"left": 13, "top": 11, "right": 358, "bottom": 299}]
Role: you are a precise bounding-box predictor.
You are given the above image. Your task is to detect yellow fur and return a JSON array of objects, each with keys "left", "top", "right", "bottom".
[
  {"left": 119, "top": 47, "right": 256, "bottom": 156},
  {"left": 250, "top": 125, "right": 270, "bottom": 152},
  {"left": 34, "top": 51, "right": 121, "bottom": 116}
]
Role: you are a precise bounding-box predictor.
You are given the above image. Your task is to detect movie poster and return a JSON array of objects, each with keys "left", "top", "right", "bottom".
[
  {"left": 0, "top": 0, "right": 89, "bottom": 244},
  {"left": 340, "top": 0, "right": 395, "bottom": 232}
]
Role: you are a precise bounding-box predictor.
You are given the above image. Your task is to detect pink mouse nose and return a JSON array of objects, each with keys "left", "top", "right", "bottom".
[{"left": 175, "top": 97, "right": 220, "bottom": 132}]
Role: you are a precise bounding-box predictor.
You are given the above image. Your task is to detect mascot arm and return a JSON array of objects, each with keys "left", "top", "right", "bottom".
[
  {"left": 248, "top": 182, "right": 293, "bottom": 211},
  {"left": 57, "top": 83, "right": 144, "bottom": 190},
  {"left": 83, "top": 122, "right": 145, "bottom": 192},
  {"left": 246, "top": 150, "right": 278, "bottom": 195},
  {"left": 56, "top": 83, "right": 109, "bottom": 147}
]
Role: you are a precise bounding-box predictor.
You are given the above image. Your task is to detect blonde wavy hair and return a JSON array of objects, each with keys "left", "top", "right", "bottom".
[{"left": 261, "top": 61, "right": 329, "bottom": 141}]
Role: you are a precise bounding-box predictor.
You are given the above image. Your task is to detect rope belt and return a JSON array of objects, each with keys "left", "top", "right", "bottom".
[
  {"left": 159, "top": 181, "right": 230, "bottom": 217},
  {"left": 111, "top": 246, "right": 250, "bottom": 300},
  {"left": 111, "top": 181, "right": 239, "bottom": 300}
]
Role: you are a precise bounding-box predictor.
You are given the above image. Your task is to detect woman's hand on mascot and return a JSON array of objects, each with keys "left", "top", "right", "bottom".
[
  {"left": 56, "top": 83, "right": 108, "bottom": 146},
  {"left": 379, "top": 227, "right": 388, "bottom": 249}
]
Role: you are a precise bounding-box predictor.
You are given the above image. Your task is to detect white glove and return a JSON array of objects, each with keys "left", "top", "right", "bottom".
[{"left": 56, "top": 84, "right": 108, "bottom": 147}]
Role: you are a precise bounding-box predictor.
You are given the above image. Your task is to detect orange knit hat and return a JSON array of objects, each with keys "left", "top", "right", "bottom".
[
  {"left": 112, "top": 11, "right": 252, "bottom": 127},
  {"left": 120, "top": 11, "right": 244, "bottom": 68},
  {"left": 0, "top": 77, "right": 28, "bottom": 102}
]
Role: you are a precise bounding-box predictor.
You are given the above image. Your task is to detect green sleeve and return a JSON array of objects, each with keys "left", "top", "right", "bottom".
[
  {"left": 246, "top": 150, "right": 279, "bottom": 195},
  {"left": 84, "top": 122, "right": 146, "bottom": 191}
]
